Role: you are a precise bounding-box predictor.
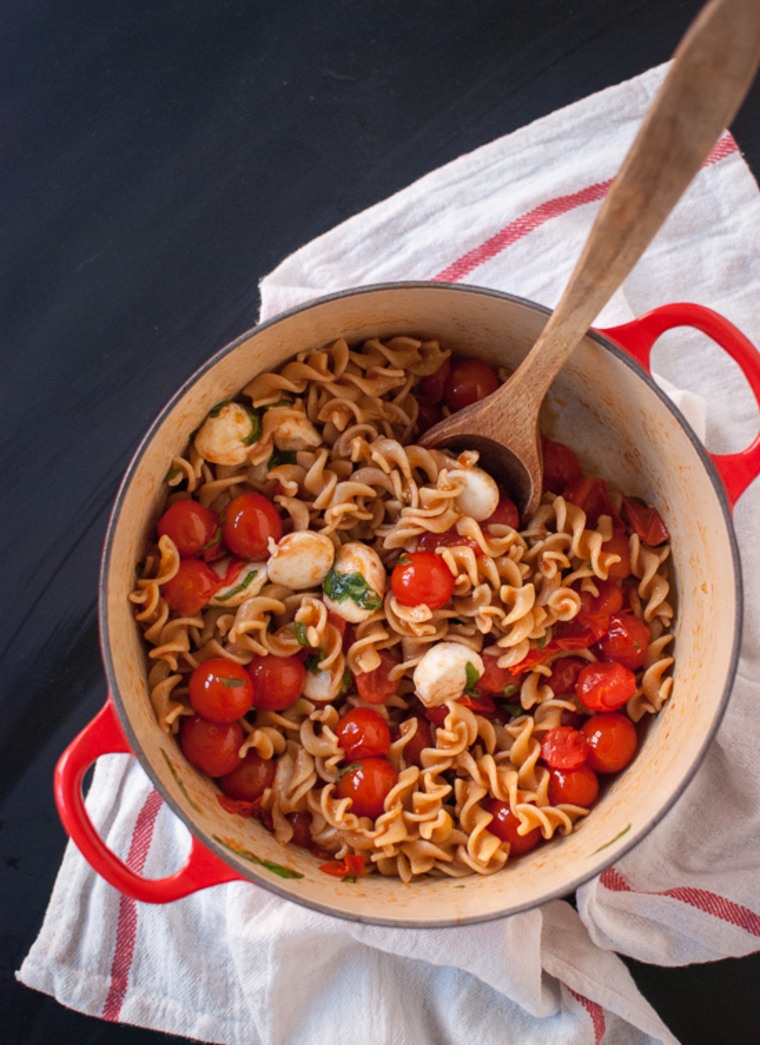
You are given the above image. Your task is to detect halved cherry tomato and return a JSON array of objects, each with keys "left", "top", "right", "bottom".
[
  {"left": 622, "top": 497, "right": 670, "bottom": 546},
  {"left": 540, "top": 438, "right": 583, "bottom": 494},
  {"left": 318, "top": 853, "right": 366, "bottom": 878},
  {"left": 163, "top": 558, "right": 221, "bottom": 616},
  {"left": 443, "top": 357, "right": 500, "bottom": 412},
  {"left": 548, "top": 764, "right": 599, "bottom": 807},
  {"left": 158, "top": 499, "right": 221, "bottom": 559},
  {"left": 576, "top": 660, "right": 637, "bottom": 712},
  {"left": 602, "top": 530, "right": 632, "bottom": 579},
  {"left": 354, "top": 648, "right": 400, "bottom": 705},
  {"left": 484, "top": 799, "right": 543, "bottom": 856},
  {"left": 548, "top": 656, "right": 586, "bottom": 696},
  {"left": 596, "top": 612, "right": 650, "bottom": 671},
  {"left": 248, "top": 653, "right": 306, "bottom": 711},
  {"left": 459, "top": 692, "right": 498, "bottom": 716},
  {"left": 336, "top": 707, "right": 391, "bottom": 759},
  {"left": 483, "top": 493, "right": 520, "bottom": 530},
  {"left": 336, "top": 758, "right": 399, "bottom": 819},
  {"left": 217, "top": 749, "right": 276, "bottom": 800},
  {"left": 417, "top": 357, "right": 451, "bottom": 404},
  {"left": 222, "top": 492, "right": 283, "bottom": 560},
  {"left": 400, "top": 714, "right": 434, "bottom": 767},
  {"left": 391, "top": 551, "right": 455, "bottom": 609},
  {"left": 564, "top": 476, "right": 620, "bottom": 528},
  {"left": 581, "top": 713, "right": 638, "bottom": 773},
  {"left": 179, "top": 715, "right": 244, "bottom": 777},
  {"left": 416, "top": 529, "right": 483, "bottom": 557},
  {"left": 540, "top": 726, "right": 588, "bottom": 769},
  {"left": 415, "top": 397, "right": 444, "bottom": 435},
  {"left": 574, "top": 578, "right": 625, "bottom": 641},
  {"left": 188, "top": 657, "right": 255, "bottom": 723}
]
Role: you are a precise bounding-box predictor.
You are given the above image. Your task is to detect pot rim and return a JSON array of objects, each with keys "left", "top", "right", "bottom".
[{"left": 98, "top": 280, "right": 743, "bottom": 924}]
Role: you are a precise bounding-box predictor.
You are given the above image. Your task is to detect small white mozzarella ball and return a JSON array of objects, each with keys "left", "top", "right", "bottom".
[
  {"left": 194, "top": 402, "right": 258, "bottom": 466},
  {"left": 449, "top": 465, "right": 500, "bottom": 521},
  {"left": 413, "top": 642, "right": 485, "bottom": 708},
  {"left": 209, "top": 559, "right": 267, "bottom": 607},
  {"left": 303, "top": 663, "right": 343, "bottom": 703},
  {"left": 272, "top": 412, "right": 322, "bottom": 452},
  {"left": 267, "top": 531, "right": 335, "bottom": 590},
  {"left": 323, "top": 541, "right": 386, "bottom": 623}
]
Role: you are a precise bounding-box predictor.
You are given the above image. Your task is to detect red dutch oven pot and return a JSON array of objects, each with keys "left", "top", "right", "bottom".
[{"left": 54, "top": 285, "right": 760, "bottom": 926}]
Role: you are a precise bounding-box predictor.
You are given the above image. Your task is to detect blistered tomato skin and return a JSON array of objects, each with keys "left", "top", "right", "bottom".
[
  {"left": 354, "top": 648, "right": 400, "bottom": 705},
  {"left": 336, "top": 707, "right": 391, "bottom": 760},
  {"left": 443, "top": 357, "right": 500, "bottom": 412},
  {"left": 163, "top": 559, "right": 221, "bottom": 616},
  {"left": 540, "top": 726, "right": 588, "bottom": 770},
  {"left": 581, "top": 713, "right": 638, "bottom": 773},
  {"left": 222, "top": 492, "right": 283, "bottom": 560},
  {"left": 248, "top": 654, "right": 306, "bottom": 712},
  {"left": 485, "top": 799, "right": 543, "bottom": 855},
  {"left": 540, "top": 437, "right": 583, "bottom": 494},
  {"left": 391, "top": 551, "right": 455, "bottom": 610},
  {"left": 597, "top": 613, "right": 651, "bottom": 671},
  {"left": 576, "top": 661, "right": 637, "bottom": 712},
  {"left": 188, "top": 657, "right": 255, "bottom": 722},
  {"left": 217, "top": 750, "right": 275, "bottom": 801},
  {"left": 336, "top": 758, "right": 399, "bottom": 819},
  {"left": 548, "top": 764, "right": 600, "bottom": 808},
  {"left": 179, "top": 715, "right": 244, "bottom": 777}
]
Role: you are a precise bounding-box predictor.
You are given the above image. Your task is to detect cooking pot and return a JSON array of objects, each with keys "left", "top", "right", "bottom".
[{"left": 55, "top": 283, "right": 760, "bottom": 926}]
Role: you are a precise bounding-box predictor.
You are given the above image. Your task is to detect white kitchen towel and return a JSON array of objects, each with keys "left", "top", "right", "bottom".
[{"left": 18, "top": 62, "right": 760, "bottom": 1045}]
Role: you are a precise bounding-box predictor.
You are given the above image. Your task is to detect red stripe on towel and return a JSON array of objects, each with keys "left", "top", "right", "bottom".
[
  {"left": 102, "top": 789, "right": 164, "bottom": 1022},
  {"left": 433, "top": 133, "right": 739, "bottom": 284},
  {"left": 569, "top": 988, "right": 606, "bottom": 1043},
  {"left": 600, "top": 865, "right": 760, "bottom": 937}
]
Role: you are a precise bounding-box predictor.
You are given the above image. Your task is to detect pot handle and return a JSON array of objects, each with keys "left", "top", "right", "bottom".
[
  {"left": 599, "top": 302, "right": 760, "bottom": 509},
  {"left": 54, "top": 699, "right": 246, "bottom": 902}
]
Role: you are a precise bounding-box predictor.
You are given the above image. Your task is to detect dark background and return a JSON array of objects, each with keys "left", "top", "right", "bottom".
[{"left": 3, "top": 1, "right": 759, "bottom": 1041}]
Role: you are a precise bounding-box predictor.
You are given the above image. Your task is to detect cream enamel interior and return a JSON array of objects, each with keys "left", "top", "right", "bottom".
[{"left": 102, "top": 283, "right": 739, "bottom": 925}]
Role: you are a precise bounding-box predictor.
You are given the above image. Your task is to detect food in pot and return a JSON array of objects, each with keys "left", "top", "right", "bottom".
[{"left": 130, "top": 335, "right": 675, "bottom": 881}]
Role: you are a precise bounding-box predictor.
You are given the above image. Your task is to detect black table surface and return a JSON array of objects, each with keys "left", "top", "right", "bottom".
[{"left": 3, "top": 1, "right": 760, "bottom": 1042}]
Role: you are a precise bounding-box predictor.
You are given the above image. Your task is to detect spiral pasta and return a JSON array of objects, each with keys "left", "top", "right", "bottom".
[{"left": 131, "top": 334, "right": 676, "bottom": 881}]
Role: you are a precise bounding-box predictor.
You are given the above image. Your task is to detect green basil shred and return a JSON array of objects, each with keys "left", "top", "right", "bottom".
[
  {"left": 323, "top": 569, "right": 382, "bottom": 611},
  {"left": 463, "top": 661, "right": 481, "bottom": 696},
  {"left": 215, "top": 570, "right": 258, "bottom": 602},
  {"left": 294, "top": 621, "right": 310, "bottom": 647}
]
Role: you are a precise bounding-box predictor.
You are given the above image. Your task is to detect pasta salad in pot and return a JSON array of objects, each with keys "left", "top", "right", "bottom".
[{"left": 130, "top": 335, "right": 675, "bottom": 882}]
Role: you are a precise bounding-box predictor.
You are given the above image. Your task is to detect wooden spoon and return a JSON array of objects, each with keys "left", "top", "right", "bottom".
[{"left": 419, "top": 0, "right": 760, "bottom": 518}]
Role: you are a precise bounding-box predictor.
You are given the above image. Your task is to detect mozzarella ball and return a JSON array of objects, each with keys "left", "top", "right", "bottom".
[
  {"left": 209, "top": 559, "right": 267, "bottom": 607},
  {"left": 448, "top": 465, "right": 500, "bottom": 521},
  {"left": 323, "top": 541, "right": 386, "bottom": 623},
  {"left": 303, "top": 662, "right": 344, "bottom": 703},
  {"left": 194, "top": 402, "right": 258, "bottom": 466},
  {"left": 267, "top": 531, "right": 335, "bottom": 590},
  {"left": 413, "top": 642, "right": 485, "bottom": 708},
  {"left": 272, "top": 412, "right": 322, "bottom": 452}
]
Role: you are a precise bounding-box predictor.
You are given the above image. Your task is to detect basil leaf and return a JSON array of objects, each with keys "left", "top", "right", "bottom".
[
  {"left": 397, "top": 554, "right": 412, "bottom": 565},
  {"left": 197, "top": 524, "right": 221, "bottom": 553},
  {"left": 209, "top": 400, "right": 230, "bottom": 418},
  {"left": 221, "top": 677, "right": 246, "bottom": 689},
  {"left": 269, "top": 448, "right": 297, "bottom": 468},
  {"left": 323, "top": 569, "right": 382, "bottom": 611},
  {"left": 339, "top": 667, "right": 353, "bottom": 696},
  {"left": 502, "top": 683, "right": 519, "bottom": 699},
  {"left": 215, "top": 570, "right": 258, "bottom": 602},
  {"left": 536, "top": 633, "right": 549, "bottom": 650},
  {"left": 263, "top": 398, "right": 294, "bottom": 410},
  {"left": 464, "top": 661, "right": 481, "bottom": 696},
  {"left": 294, "top": 621, "right": 310, "bottom": 647},
  {"left": 242, "top": 406, "right": 261, "bottom": 446},
  {"left": 304, "top": 651, "right": 324, "bottom": 674},
  {"left": 501, "top": 702, "right": 524, "bottom": 719}
]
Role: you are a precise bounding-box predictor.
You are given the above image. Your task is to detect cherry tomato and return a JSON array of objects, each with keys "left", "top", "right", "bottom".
[
  {"left": 354, "top": 648, "right": 401, "bottom": 705},
  {"left": 459, "top": 692, "right": 498, "bottom": 715},
  {"left": 622, "top": 497, "right": 670, "bottom": 546},
  {"left": 217, "top": 749, "right": 275, "bottom": 800},
  {"left": 596, "top": 612, "right": 650, "bottom": 671},
  {"left": 163, "top": 558, "right": 221, "bottom": 616},
  {"left": 575, "top": 579, "right": 625, "bottom": 640},
  {"left": 443, "top": 357, "right": 500, "bottom": 412},
  {"left": 548, "top": 656, "right": 586, "bottom": 696},
  {"left": 424, "top": 703, "right": 449, "bottom": 727},
  {"left": 188, "top": 657, "right": 255, "bottom": 723},
  {"left": 222, "top": 492, "right": 283, "bottom": 560},
  {"left": 602, "top": 529, "right": 632, "bottom": 579},
  {"left": 477, "top": 652, "right": 514, "bottom": 694},
  {"left": 179, "top": 715, "right": 244, "bottom": 777},
  {"left": 336, "top": 758, "right": 399, "bottom": 819},
  {"left": 548, "top": 764, "right": 600, "bottom": 807},
  {"left": 415, "top": 397, "right": 444, "bottom": 435},
  {"left": 564, "top": 476, "right": 619, "bottom": 528},
  {"left": 576, "top": 660, "right": 637, "bottom": 712},
  {"left": 417, "top": 356, "right": 451, "bottom": 404},
  {"left": 400, "top": 714, "right": 434, "bottom": 767},
  {"left": 248, "top": 653, "right": 306, "bottom": 711},
  {"left": 391, "top": 551, "right": 455, "bottom": 609},
  {"left": 540, "top": 438, "right": 583, "bottom": 494},
  {"left": 158, "top": 499, "right": 221, "bottom": 559},
  {"left": 484, "top": 799, "right": 543, "bottom": 855},
  {"left": 416, "top": 529, "right": 482, "bottom": 557},
  {"left": 483, "top": 493, "right": 520, "bottom": 530},
  {"left": 336, "top": 707, "right": 391, "bottom": 759},
  {"left": 581, "top": 713, "right": 638, "bottom": 774},
  {"left": 540, "top": 726, "right": 588, "bottom": 769}
]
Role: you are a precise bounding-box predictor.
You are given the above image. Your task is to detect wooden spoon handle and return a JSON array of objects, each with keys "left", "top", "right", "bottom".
[{"left": 509, "top": 0, "right": 760, "bottom": 405}]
